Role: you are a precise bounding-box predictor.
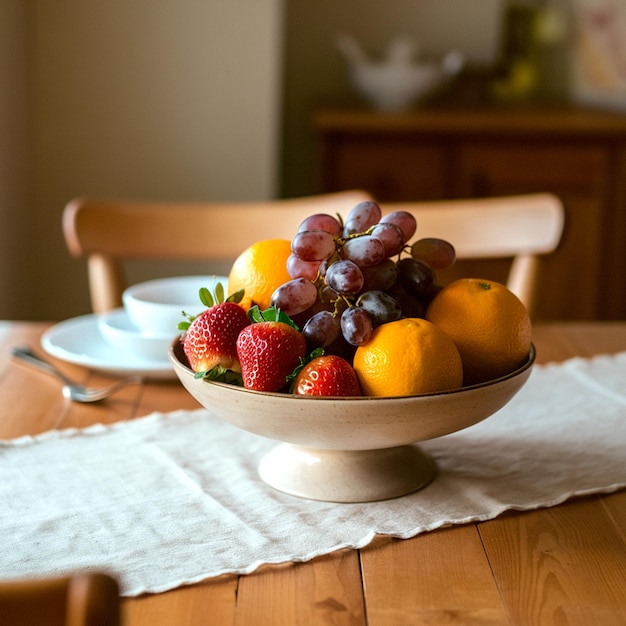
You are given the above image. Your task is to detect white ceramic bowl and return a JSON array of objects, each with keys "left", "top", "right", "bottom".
[
  {"left": 98, "top": 309, "right": 173, "bottom": 362},
  {"left": 169, "top": 340, "right": 535, "bottom": 503},
  {"left": 351, "top": 64, "right": 442, "bottom": 112},
  {"left": 350, "top": 51, "right": 464, "bottom": 112},
  {"left": 123, "top": 275, "right": 228, "bottom": 335}
]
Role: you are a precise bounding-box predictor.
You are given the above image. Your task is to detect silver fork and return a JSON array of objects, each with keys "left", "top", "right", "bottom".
[{"left": 10, "top": 346, "right": 142, "bottom": 402}]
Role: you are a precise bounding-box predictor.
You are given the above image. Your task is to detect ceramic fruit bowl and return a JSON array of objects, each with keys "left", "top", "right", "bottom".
[{"left": 169, "top": 340, "right": 535, "bottom": 503}]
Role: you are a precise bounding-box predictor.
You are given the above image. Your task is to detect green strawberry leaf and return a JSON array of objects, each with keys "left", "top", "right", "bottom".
[
  {"left": 195, "top": 364, "right": 244, "bottom": 386},
  {"left": 199, "top": 287, "right": 214, "bottom": 308},
  {"left": 226, "top": 288, "right": 245, "bottom": 304},
  {"left": 197, "top": 279, "right": 243, "bottom": 308},
  {"left": 179, "top": 280, "right": 242, "bottom": 332},
  {"left": 275, "top": 309, "right": 299, "bottom": 329},
  {"left": 247, "top": 305, "right": 299, "bottom": 330},
  {"left": 179, "top": 309, "right": 198, "bottom": 330},
  {"left": 247, "top": 305, "right": 266, "bottom": 324},
  {"left": 286, "top": 346, "right": 325, "bottom": 388},
  {"left": 214, "top": 281, "right": 225, "bottom": 303}
]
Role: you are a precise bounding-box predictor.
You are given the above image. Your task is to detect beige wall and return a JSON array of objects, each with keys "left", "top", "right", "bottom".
[
  {"left": 2, "top": 0, "right": 284, "bottom": 321},
  {"left": 2, "top": 0, "right": 510, "bottom": 322}
]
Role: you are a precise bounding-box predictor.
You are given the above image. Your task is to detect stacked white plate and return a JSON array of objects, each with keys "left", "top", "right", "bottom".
[{"left": 42, "top": 276, "right": 227, "bottom": 378}]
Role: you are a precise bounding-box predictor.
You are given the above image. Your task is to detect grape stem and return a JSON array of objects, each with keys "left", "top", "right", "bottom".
[
  {"left": 337, "top": 295, "right": 353, "bottom": 312},
  {"left": 335, "top": 225, "right": 376, "bottom": 247}
]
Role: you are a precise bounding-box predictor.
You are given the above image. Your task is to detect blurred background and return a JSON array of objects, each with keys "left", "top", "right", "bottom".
[{"left": 2, "top": 0, "right": 625, "bottom": 322}]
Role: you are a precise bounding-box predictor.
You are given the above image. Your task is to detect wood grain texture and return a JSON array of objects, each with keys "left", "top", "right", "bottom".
[
  {"left": 122, "top": 577, "right": 238, "bottom": 626},
  {"left": 602, "top": 491, "right": 626, "bottom": 540},
  {"left": 234, "top": 552, "right": 366, "bottom": 626},
  {"left": 2, "top": 321, "right": 625, "bottom": 626},
  {"left": 361, "top": 530, "right": 509, "bottom": 625},
  {"left": 478, "top": 498, "right": 626, "bottom": 625}
]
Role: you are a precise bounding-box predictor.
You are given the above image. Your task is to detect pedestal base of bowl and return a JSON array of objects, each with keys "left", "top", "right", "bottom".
[{"left": 258, "top": 443, "right": 437, "bottom": 503}]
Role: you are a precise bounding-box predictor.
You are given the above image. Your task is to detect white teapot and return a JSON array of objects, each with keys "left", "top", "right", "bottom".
[{"left": 336, "top": 34, "right": 464, "bottom": 112}]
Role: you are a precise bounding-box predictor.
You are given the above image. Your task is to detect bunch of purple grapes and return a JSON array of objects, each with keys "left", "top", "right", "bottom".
[{"left": 270, "top": 201, "right": 456, "bottom": 354}]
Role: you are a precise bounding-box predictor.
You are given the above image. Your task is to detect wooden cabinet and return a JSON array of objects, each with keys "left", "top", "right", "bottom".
[{"left": 313, "top": 106, "right": 626, "bottom": 320}]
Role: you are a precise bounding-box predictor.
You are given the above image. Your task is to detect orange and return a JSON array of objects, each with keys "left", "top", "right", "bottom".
[
  {"left": 227, "top": 239, "right": 292, "bottom": 310},
  {"left": 426, "top": 278, "right": 532, "bottom": 386},
  {"left": 353, "top": 318, "right": 463, "bottom": 397}
]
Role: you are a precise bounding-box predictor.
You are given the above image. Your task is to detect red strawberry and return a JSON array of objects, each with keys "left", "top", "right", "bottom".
[
  {"left": 236, "top": 321, "right": 307, "bottom": 392},
  {"left": 294, "top": 355, "right": 362, "bottom": 397},
  {"left": 183, "top": 301, "right": 250, "bottom": 375}
]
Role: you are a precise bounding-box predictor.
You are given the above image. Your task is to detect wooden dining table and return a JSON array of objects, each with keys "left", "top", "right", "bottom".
[{"left": 1, "top": 319, "right": 625, "bottom": 625}]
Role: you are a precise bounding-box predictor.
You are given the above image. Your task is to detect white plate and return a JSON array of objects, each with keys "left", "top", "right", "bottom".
[
  {"left": 98, "top": 309, "right": 174, "bottom": 362},
  {"left": 41, "top": 314, "right": 177, "bottom": 379}
]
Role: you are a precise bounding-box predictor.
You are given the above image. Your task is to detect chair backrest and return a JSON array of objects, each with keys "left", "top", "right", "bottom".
[
  {"left": 63, "top": 190, "right": 374, "bottom": 313},
  {"left": 0, "top": 573, "right": 120, "bottom": 626},
  {"left": 63, "top": 191, "right": 563, "bottom": 317},
  {"left": 382, "top": 193, "right": 564, "bottom": 315}
]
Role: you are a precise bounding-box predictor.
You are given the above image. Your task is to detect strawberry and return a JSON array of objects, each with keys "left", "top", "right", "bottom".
[
  {"left": 293, "top": 355, "right": 362, "bottom": 397},
  {"left": 236, "top": 308, "right": 307, "bottom": 392},
  {"left": 181, "top": 285, "right": 250, "bottom": 378}
]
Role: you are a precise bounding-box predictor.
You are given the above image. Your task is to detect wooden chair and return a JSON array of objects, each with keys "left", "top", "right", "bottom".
[
  {"left": 384, "top": 193, "right": 564, "bottom": 316},
  {"left": 0, "top": 573, "right": 120, "bottom": 626},
  {"left": 63, "top": 191, "right": 563, "bottom": 317},
  {"left": 62, "top": 190, "right": 374, "bottom": 313}
]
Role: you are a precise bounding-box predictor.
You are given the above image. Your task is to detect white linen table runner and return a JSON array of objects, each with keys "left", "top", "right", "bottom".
[{"left": 1, "top": 352, "right": 625, "bottom": 596}]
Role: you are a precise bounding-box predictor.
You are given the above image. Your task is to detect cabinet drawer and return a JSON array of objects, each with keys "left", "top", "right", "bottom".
[
  {"left": 320, "top": 139, "right": 449, "bottom": 200},
  {"left": 456, "top": 143, "right": 609, "bottom": 196},
  {"left": 457, "top": 143, "right": 610, "bottom": 320}
]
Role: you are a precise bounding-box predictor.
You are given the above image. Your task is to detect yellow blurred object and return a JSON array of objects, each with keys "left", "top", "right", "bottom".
[
  {"left": 491, "top": 2, "right": 542, "bottom": 103},
  {"left": 353, "top": 318, "right": 463, "bottom": 397},
  {"left": 491, "top": 58, "right": 538, "bottom": 101},
  {"left": 227, "top": 239, "right": 293, "bottom": 310},
  {"left": 426, "top": 278, "right": 532, "bottom": 386}
]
